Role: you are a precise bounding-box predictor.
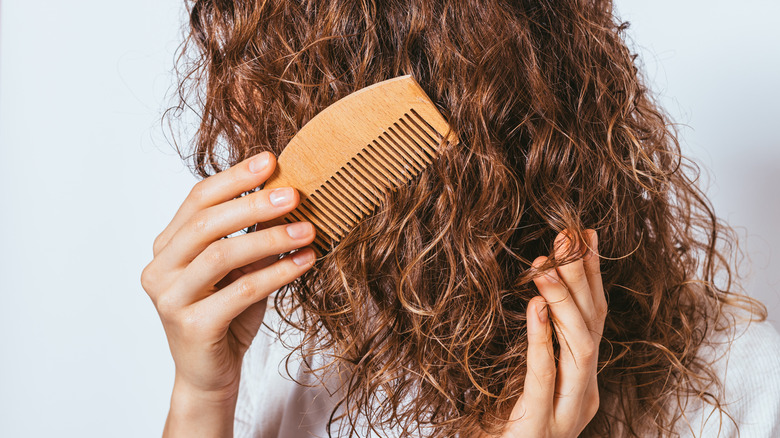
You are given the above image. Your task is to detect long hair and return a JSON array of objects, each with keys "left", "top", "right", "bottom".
[{"left": 167, "top": 1, "right": 767, "bottom": 436}]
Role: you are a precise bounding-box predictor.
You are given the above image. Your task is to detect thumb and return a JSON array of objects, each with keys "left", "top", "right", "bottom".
[{"left": 514, "top": 297, "right": 555, "bottom": 422}]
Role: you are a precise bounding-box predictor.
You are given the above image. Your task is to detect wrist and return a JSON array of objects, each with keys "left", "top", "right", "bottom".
[
  {"left": 173, "top": 374, "right": 241, "bottom": 405},
  {"left": 163, "top": 376, "right": 240, "bottom": 438}
]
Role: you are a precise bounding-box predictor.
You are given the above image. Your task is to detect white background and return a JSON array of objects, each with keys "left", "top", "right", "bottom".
[{"left": 1, "top": 1, "right": 778, "bottom": 436}]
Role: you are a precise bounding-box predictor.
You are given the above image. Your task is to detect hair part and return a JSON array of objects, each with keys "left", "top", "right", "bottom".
[{"left": 168, "top": 0, "right": 767, "bottom": 436}]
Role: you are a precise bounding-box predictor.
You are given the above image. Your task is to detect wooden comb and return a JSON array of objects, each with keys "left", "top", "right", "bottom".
[{"left": 262, "top": 75, "right": 459, "bottom": 257}]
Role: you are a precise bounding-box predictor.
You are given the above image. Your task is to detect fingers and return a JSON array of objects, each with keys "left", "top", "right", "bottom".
[
  {"left": 553, "top": 230, "right": 598, "bottom": 341},
  {"left": 582, "top": 230, "right": 607, "bottom": 340},
  {"left": 153, "top": 151, "right": 277, "bottom": 257},
  {"left": 171, "top": 222, "right": 316, "bottom": 306},
  {"left": 553, "top": 229, "right": 607, "bottom": 382},
  {"left": 574, "top": 229, "right": 605, "bottom": 423},
  {"left": 193, "top": 247, "right": 317, "bottom": 327},
  {"left": 532, "top": 231, "right": 603, "bottom": 423},
  {"left": 155, "top": 185, "right": 302, "bottom": 272},
  {"left": 517, "top": 297, "right": 555, "bottom": 422},
  {"left": 531, "top": 256, "right": 594, "bottom": 371},
  {"left": 532, "top": 228, "right": 605, "bottom": 429},
  {"left": 500, "top": 229, "right": 605, "bottom": 438}
]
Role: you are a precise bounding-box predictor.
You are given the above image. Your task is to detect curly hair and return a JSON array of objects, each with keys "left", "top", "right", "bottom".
[{"left": 166, "top": 0, "right": 768, "bottom": 436}]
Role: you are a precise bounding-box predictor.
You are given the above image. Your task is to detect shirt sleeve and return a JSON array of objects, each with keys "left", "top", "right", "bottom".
[
  {"left": 233, "top": 299, "right": 347, "bottom": 438},
  {"left": 233, "top": 300, "right": 291, "bottom": 438},
  {"left": 675, "top": 316, "right": 780, "bottom": 438},
  {"left": 236, "top": 301, "right": 780, "bottom": 438}
]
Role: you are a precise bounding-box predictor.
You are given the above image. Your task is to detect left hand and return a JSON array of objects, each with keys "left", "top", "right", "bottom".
[{"left": 495, "top": 229, "right": 607, "bottom": 437}]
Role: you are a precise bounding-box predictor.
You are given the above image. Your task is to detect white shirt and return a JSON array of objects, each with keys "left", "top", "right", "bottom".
[{"left": 234, "top": 300, "right": 780, "bottom": 438}]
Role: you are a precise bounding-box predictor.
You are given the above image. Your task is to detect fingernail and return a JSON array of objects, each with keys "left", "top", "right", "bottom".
[
  {"left": 292, "top": 249, "right": 315, "bottom": 266},
  {"left": 269, "top": 187, "right": 294, "bottom": 207},
  {"left": 537, "top": 303, "right": 549, "bottom": 324},
  {"left": 249, "top": 152, "right": 270, "bottom": 174},
  {"left": 286, "top": 222, "right": 313, "bottom": 239}
]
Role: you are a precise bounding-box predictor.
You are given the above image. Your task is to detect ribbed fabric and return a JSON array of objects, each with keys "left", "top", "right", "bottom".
[
  {"left": 234, "top": 301, "right": 780, "bottom": 438},
  {"left": 672, "top": 313, "right": 780, "bottom": 437}
]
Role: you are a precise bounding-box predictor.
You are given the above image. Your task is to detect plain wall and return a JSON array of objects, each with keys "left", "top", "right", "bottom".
[{"left": 1, "top": 1, "right": 778, "bottom": 436}]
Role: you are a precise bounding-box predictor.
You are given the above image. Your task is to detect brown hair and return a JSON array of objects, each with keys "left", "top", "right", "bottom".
[{"left": 167, "top": 0, "right": 767, "bottom": 436}]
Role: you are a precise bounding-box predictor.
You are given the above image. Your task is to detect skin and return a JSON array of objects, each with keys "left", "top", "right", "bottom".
[
  {"left": 487, "top": 229, "right": 607, "bottom": 437},
  {"left": 141, "top": 152, "right": 606, "bottom": 437},
  {"left": 141, "top": 151, "right": 317, "bottom": 436}
]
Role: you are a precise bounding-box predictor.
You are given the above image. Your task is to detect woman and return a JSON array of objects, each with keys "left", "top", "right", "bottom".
[{"left": 142, "top": 0, "right": 780, "bottom": 436}]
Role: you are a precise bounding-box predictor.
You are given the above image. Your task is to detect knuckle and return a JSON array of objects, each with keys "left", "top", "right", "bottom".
[
  {"left": 188, "top": 181, "right": 209, "bottom": 205},
  {"left": 259, "top": 228, "right": 282, "bottom": 248},
  {"left": 179, "top": 308, "right": 209, "bottom": 336},
  {"left": 155, "top": 293, "right": 180, "bottom": 318},
  {"left": 569, "top": 265, "right": 587, "bottom": 282},
  {"left": 586, "top": 389, "right": 601, "bottom": 418},
  {"left": 584, "top": 313, "right": 604, "bottom": 328},
  {"left": 534, "top": 366, "right": 557, "bottom": 383},
  {"left": 152, "top": 234, "right": 167, "bottom": 255},
  {"left": 584, "top": 335, "right": 597, "bottom": 351},
  {"left": 264, "top": 260, "right": 298, "bottom": 289},
  {"left": 595, "top": 303, "right": 609, "bottom": 322},
  {"left": 530, "top": 340, "right": 551, "bottom": 354},
  {"left": 140, "top": 263, "right": 158, "bottom": 292},
  {"left": 575, "top": 339, "right": 597, "bottom": 362},
  {"left": 189, "top": 211, "right": 212, "bottom": 235},
  {"left": 234, "top": 277, "right": 258, "bottom": 300},
  {"left": 247, "top": 191, "right": 269, "bottom": 212},
  {"left": 202, "top": 242, "right": 229, "bottom": 270},
  {"left": 274, "top": 257, "right": 298, "bottom": 278}
]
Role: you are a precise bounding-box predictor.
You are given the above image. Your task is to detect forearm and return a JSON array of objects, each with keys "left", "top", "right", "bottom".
[{"left": 163, "top": 377, "right": 239, "bottom": 438}]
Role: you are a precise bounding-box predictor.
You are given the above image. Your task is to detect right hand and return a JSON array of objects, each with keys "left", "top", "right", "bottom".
[
  {"left": 485, "top": 229, "right": 606, "bottom": 438},
  {"left": 141, "top": 151, "right": 317, "bottom": 401}
]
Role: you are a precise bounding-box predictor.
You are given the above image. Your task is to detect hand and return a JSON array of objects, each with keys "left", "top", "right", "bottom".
[
  {"left": 498, "top": 229, "right": 606, "bottom": 438},
  {"left": 140, "top": 152, "right": 317, "bottom": 435}
]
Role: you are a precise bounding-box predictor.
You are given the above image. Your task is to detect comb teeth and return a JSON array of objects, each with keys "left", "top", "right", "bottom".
[
  {"left": 280, "top": 108, "right": 449, "bottom": 256},
  {"left": 260, "top": 75, "right": 460, "bottom": 258}
]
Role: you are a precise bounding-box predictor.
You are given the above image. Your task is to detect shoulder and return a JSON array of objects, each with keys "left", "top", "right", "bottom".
[{"left": 676, "top": 312, "right": 780, "bottom": 438}]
